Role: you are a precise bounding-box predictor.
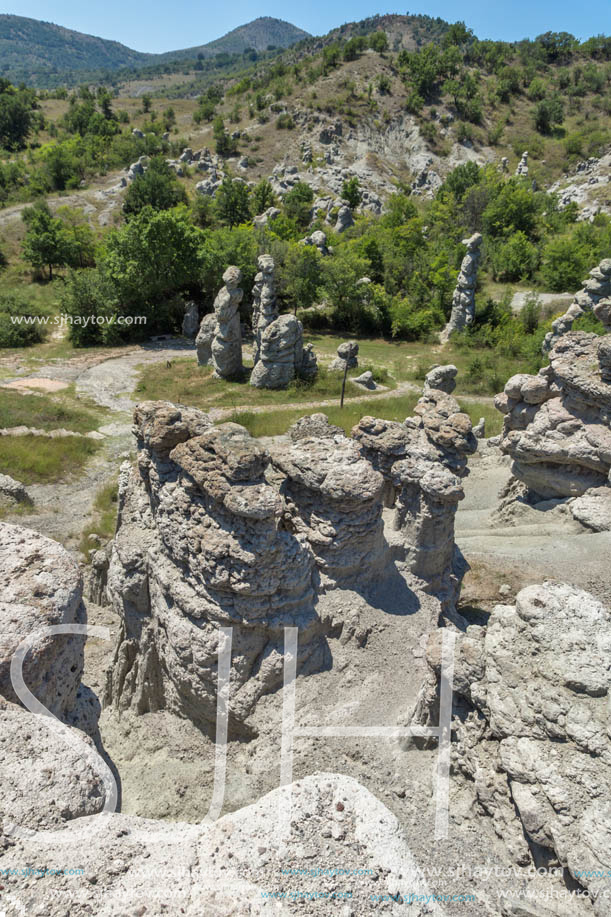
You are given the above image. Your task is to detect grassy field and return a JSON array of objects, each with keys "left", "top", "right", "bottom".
[
  {"left": 133, "top": 359, "right": 392, "bottom": 409},
  {"left": 0, "top": 434, "right": 101, "bottom": 484},
  {"left": 228, "top": 393, "right": 502, "bottom": 438},
  {"left": 0, "top": 386, "right": 109, "bottom": 432}
]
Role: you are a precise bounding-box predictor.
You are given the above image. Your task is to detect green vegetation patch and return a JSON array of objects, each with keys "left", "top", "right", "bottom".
[
  {"left": 79, "top": 477, "right": 119, "bottom": 560},
  {"left": 0, "top": 387, "right": 108, "bottom": 433},
  {"left": 0, "top": 434, "right": 101, "bottom": 484}
]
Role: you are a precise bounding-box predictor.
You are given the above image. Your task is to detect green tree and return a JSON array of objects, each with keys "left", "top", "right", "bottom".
[
  {"left": 534, "top": 97, "right": 564, "bottom": 134},
  {"left": 283, "top": 181, "right": 314, "bottom": 229},
  {"left": 0, "top": 81, "right": 35, "bottom": 151},
  {"left": 252, "top": 179, "right": 277, "bottom": 215},
  {"left": 278, "top": 245, "right": 321, "bottom": 314},
  {"left": 142, "top": 94, "right": 152, "bottom": 113},
  {"left": 342, "top": 177, "right": 362, "bottom": 209},
  {"left": 21, "top": 202, "right": 71, "bottom": 280},
  {"left": 56, "top": 206, "right": 96, "bottom": 268},
  {"left": 123, "top": 156, "right": 188, "bottom": 218},
  {"left": 215, "top": 178, "right": 251, "bottom": 228},
  {"left": 369, "top": 31, "right": 389, "bottom": 53},
  {"left": 213, "top": 117, "right": 238, "bottom": 157},
  {"left": 491, "top": 231, "right": 540, "bottom": 281}
]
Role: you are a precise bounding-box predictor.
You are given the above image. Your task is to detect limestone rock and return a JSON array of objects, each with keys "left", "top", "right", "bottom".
[
  {"left": 423, "top": 364, "right": 457, "bottom": 395},
  {"left": 250, "top": 313, "right": 304, "bottom": 389},
  {"left": 413, "top": 582, "right": 611, "bottom": 915},
  {"left": 195, "top": 312, "right": 216, "bottom": 366},
  {"left": 0, "top": 699, "right": 107, "bottom": 833},
  {"left": 211, "top": 266, "right": 244, "bottom": 379},
  {"left": 181, "top": 300, "right": 199, "bottom": 338},
  {"left": 3, "top": 773, "right": 439, "bottom": 916},
  {"left": 0, "top": 523, "right": 85, "bottom": 719},
  {"left": 251, "top": 254, "right": 278, "bottom": 365},
  {"left": 334, "top": 205, "right": 354, "bottom": 233},
  {"left": 515, "top": 150, "right": 529, "bottom": 176},
  {"left": 0, "top": 473, "right": 32, "bottom": 506},
  {"left": 301, "top": 229, "right": 329, "bottom": 255},
  {"left": 353, "top": 370, "right": 375, "bottom": 389},
  {"left": 472, "top": 417, "right": 486, "bottom": 438},
  {"left": 330, "top": 340, "right": 359, "bottom": 372},
  {"left": 570, "top": 486, "right": 611, "bottom": 531},
  {"left": 496, "top": 331, "right": 611, "bottom": 498},
  {"left": 440, "top": 234, "right": 483, "bottom": 343},
  {"left": 543, "top": 259, "right": 611, "bottom": 352}
]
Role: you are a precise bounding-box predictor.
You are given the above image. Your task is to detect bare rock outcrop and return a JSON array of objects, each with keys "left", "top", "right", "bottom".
[
  {"left": 2, "top": 773, "right": 441, "bottom": 916},
  {"left": 495, "top": 330, "right": 611, "bottom": 501},
  {"left": 211, "top": 266, "right": 244, "bottom": 379},
  {"left": 423, "top": 364, "right": 457, "bottom": 395},
  {"left": 440, "top": 233, "right": 483, "bottom": 343},
  {"left": 250, "top": 255, "right": 318, "bottom": 388},
  {"left": 543, "top": 258, "right": 611, "bottom": 352},
  {"left": 352, "top": 383, "right": 476, "bottom": 602},
  {"left": 105, "top": 404, "right": 330, "bottom": 735},
  {"left": 411, "top": 582, "right": 611, "bottom": 915},
  {"left": 515, "top": 150, "right": 528, "bottom": 176},
  {"left": 181, "top": 300, "right": 199, "bottom": 338},
  {"left": 0, "top": 523, "right": 85, "bottom": 719},
  {"left": 195, "top": 312, "right": 216, "bottom": 366}
]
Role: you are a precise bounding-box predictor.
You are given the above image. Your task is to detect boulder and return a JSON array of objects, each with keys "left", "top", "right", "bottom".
[
  {"left": 0, "top": 473, "right": 32, "bottom": 506},
  {"left": 334, "top": 205, "right": 354, "bottom": 233},
  {"left": 329, "top": 340, "right": 359, "bottom": 372},
  {"left": 543, "top": 259, "right": 611, "bottom": 352},
  {"left": 250, "top": 313, "right": 303, "bottom": 389},
  {"left": 423, "top": 364, "right": 457, "bottom": 395}
]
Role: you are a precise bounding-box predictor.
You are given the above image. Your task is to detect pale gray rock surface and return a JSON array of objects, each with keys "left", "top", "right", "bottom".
[
  {"left": 497, "top": 330, "right": 611, "bottom": 500},
  {"left": 2, "top": 774, "right": 442, "bottom": 917},
  {"left": 412, "top": 582, "right": 611, "bottom": 916},
  {"left": 211, "top": 266, "right": 244, "bottom": 379},
  {"left": 423, "top": 364, "right": 457, "bottom": 395},
  {"left": 181, "top": 300, "right": 199, "bottom": 338},
  {"left": 195, "top": 312, "right": 216, "bottom": 366},
  {"left": 329, "top": 340, "right": 359, "bottom": 372},
  {"left": 334, "top": 204, "right": 354, "bottom": 233},
  {"left": 543, "top": 259, "right": 611, "bottom": 352},
  {"left": 515, "top": 150, "right": 529, "bottom": 176},
  {"left": 570, "top": 485, "right": 611, "bottom": 531},
  {"left": 251, "top": 253, "right": 278, "bottom": 365},
  {"left": 0, "top": 523, "right": 85, "bottom": 718},
  {"left": 0, "top": 473, "right": 31, "bottom": 506},
  {"left": 440, "top": 234, "right": 483, "bottom": 343}
]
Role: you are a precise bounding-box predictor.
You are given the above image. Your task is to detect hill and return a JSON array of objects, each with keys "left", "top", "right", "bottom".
[
  {"left": 158, "top": 17, "right": 310, "bottom": 61},
  {"left": 0, "top": 14, "right": 309, "bottom": 86}
]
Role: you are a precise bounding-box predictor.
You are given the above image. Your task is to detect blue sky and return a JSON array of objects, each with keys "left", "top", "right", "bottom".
[{"left": 7, "top": 0, "right": 610, "bottom": 53}]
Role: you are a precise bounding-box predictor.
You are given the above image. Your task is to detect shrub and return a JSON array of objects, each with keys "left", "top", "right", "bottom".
[{"left": 0, "top": 295, "right": 47, "bottom": 347}]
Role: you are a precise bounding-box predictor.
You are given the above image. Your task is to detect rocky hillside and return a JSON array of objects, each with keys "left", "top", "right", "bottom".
[{"left": 157, "top": 17, "right": 310, "bottom": 61}]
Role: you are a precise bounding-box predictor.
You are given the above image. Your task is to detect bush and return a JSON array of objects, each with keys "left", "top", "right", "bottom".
[
  {"left": 491, "top": 231, "right": 540, "bottom": 281},
  {"left": 0, "top": 295, "right": 47, "bottom": 347}
]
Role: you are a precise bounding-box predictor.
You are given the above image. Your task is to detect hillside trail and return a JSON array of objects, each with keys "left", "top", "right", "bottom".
[{"left": 0, "top": 168, "right": 127, "bottom": 228}]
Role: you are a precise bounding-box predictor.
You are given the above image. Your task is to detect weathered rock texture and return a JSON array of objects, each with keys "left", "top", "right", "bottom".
[
  {"left": 2, "top": 774, "right": 441, "bottom": 916},
  {"left": 330, "top": 340, "right": 359, "bottom": 372},
  {"left": 352, "top": 384, "right": 476, "bottom": 602},
  {"left": 251, "top": 253, "right": 278, "bottom": 365},
  {"left": 106, "top": 395, "right": 473, "bottom": 732},
  {"left": 412, "top": 582, "right": 611, "bottom": 915},
  {"left": 211, "top": 266, "right": 244, "bottom": 379},
  {"left": 495, "top": 329, "right": 611, "bottom": 502},
  {"left": 543, "top": 258, "right": 611, "bottom": 352},
  {"left": 440, "top": 233, "right": 482, "bottom": 343},
  {"left": 0, "top": 523, "right": 109, "bottom": 837},
  {"left": 105, "top": 403, "right": 331, "bottom": 735},
  {"left": 249, "top": 255, "right": 318, "bottom": 388},
  {"left": 195, "top": 312, "right": 216, "bottom": 366},
  {"left": 0, "top": 523, "right": 85, "bottom": 719},
  {"left": 423, "top": 364, "right": 457, "bottom": 395}
]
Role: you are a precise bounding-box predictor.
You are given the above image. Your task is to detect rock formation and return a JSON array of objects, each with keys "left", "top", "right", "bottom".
[
  {"left": 211, "top": 266, "right": 244, "bottom": 379},
  {"left": 195, "top": 312, "right": 216, "bottom": 366},
  {"left": 352, "top": 381, "right": 477, "bottom": 603},
  {"left": 423, "top": 364, "right": 457, "bottom": 395},
  {"left": 334, "top": 204, "right": 354, "bottom": 233},
  {"left": 330, "top": 340, "right": 359, "bottom": 372},
  {"left": 301, "top": 229, "right": 329, "bottom": 255},
  {"left": 411, "top": 581, "right": 611, "bottom": 915},
  {"left": 495, "top": 321, "right": 611, "bottom": 513},
  {"left": 2, "top": 773, "right": 440, "bottom": 916},
  {"left": 515, "top": 150, "right": 528, "bottom": 176},
  {"left": 181, "top": 300, "right": 199, "bottom": 338},
  {"left": 251, "top": 253, "right": 278, "bottom": 364},
  {"left": 104, "top": 388, "right": 475, "bottom": 733},
  {"left": 249, "top": 255, "right": 317, "bottom": 388},
  {"left": 0, "top": 473, "right": 32, "bottom": 508},
  {"left": 440, "top": 233, "right": 482, "bottom": 343},
  {"left": 543, "top": 258, "right": 611, "bottom": 352}
]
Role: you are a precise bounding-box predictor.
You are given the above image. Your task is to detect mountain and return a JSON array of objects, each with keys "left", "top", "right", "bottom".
[
  {"left": 0, "top": 14, "right": 309, "bottom": 86},
  {"left": 158, "top": 17, "right": 310, "bottom": 61}
]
